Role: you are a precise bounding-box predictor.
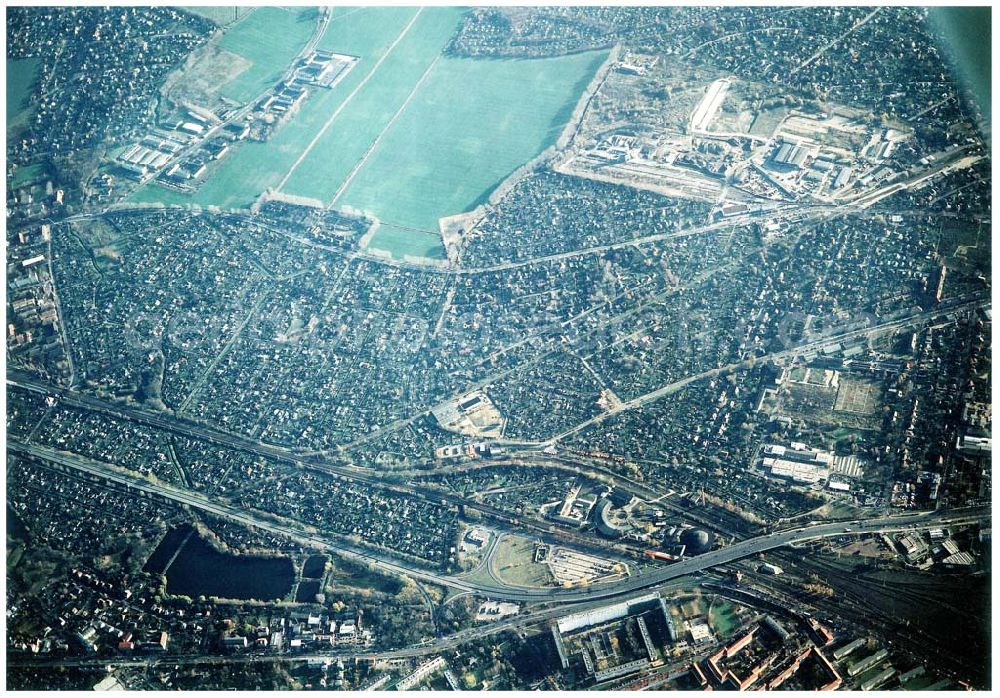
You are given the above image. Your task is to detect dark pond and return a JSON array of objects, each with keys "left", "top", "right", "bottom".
[
  {"left": 295, "top": 580, "right": 322, "bottom": 603},
  {"left": 145, "top": 524, "right": 294, "bottom": 601},
  {"left": 143, "top": 525, "right": 191, "bottom": 575},
  {"left": 7, "top": 505, "right": 30, "bottom": 541},
  {"left": 302, "top": 554, "right": 328, "bottom": 579}
]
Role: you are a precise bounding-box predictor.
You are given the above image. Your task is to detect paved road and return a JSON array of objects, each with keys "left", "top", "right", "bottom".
[
  {"left": 847, "top": 146, "right": 984, "bottom": 209},
  {"left": 10, "top": 440, "right": 989, "bottom": 605},
  {"left": 550, "top": 295, "right": 990, "bottom": 442},
  {"left": 53, "top": 199, "right": 832, "bottom": 277},
  {"left": 6, "top": 575, "right": 708, "bottom": 671},
  {"left": 9, "top": 440, "right": 474, "bottom": 592},
  {"left": 6, "top": 370, "right": 519, "bottom": 523},
  {"left": 6, "top": 371, "right": 698, "bottom": 560}
]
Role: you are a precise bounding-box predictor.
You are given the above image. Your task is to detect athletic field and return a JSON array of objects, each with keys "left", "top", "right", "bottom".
[{"left": 131, "top": 7, "right": 606, "bottom": 259}]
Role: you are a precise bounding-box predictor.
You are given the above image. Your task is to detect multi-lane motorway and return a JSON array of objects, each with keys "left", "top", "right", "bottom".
[
  {"left": 9, "top": 439, "right": 989, "bottom": 605},
  {"left": 6, "top": 372, "right": 678, "bottom": 560}
]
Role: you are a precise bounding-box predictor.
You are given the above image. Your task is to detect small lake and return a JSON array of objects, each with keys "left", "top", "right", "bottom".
[
  {"left": 295, "top": 579, "right": 322, "bottom": 603},
  {"left": 7, "top": 506, "right": 29, "bottom": 541},
  {"left": 302, "top": 554, "right": 328, "bottom": 579},
  {"left": 146, "top": 524, "right": 294, "bottom": 601}
]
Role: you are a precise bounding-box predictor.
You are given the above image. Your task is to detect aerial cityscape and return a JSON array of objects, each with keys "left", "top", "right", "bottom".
[{"left": 5, "top": 4, "right": 992, "bottom": 691}]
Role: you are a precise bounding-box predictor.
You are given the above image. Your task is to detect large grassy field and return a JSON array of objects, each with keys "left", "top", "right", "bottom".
[
  {"left": 332, "top": 50, "right": 608, "bottom": 250},
  {"left": 279, "top": 7, "right": 465, "bottom": 211},
  {"left": 7, "top": 57, "right": 40, "bottom": 129},
  {"left": 370, "top": 224, "right": 446, "bottom": 260},
  {"left": 130, "top": 7, "right": 607, "bottom": 260},
  {"left": 130, "top": 6, "right": 422, "bottom": 209},
  {"left": 216, "top": 7, "right": 318, "bottom": 104},
  {"left": 10, "top": 162, "right": 47, "bottom": 190}
]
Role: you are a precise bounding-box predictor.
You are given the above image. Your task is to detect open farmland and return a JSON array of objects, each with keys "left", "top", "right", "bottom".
[{"left": 128, "top": 7, "right": 605, "bottom": 260}]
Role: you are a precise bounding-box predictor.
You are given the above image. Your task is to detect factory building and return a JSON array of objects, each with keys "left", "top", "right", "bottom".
[{"left": 771, "top": 140, "right": 810, "bottom": 168}]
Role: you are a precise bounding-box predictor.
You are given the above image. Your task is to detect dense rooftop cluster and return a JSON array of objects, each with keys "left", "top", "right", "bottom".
[
  {"left": 196, "top": 458, "right": 461, "bottom": 569},
  {"left": 4, "top": 4, "right": 992, "bottom": 689},
  {"left": 8, "top": 457, "right": 178, "bottom": 562},
  {"left": 343, "top": 415, "right": 440, "bottom": 470},
  {"left": 6, "top": 386, "right": 460, "bottom": 570},
  {"left": 31, "top": 403, "right": 180, "bottom": 483},
  {"left": 486, "top": 350, "right": 605, "bottom": 440},
  {"left": 461, "top": 172, "right": 712, "bottom": 266},
  {"left": 449, "top": 8, "right": 982, "bottom": 128},
  {"left": 6, "top": 7, "right": 212, "bottom": 162},
  {"left": 51, "top": 211, "right": 264, "bottom": 405},
  {"left": 6, "top": 389, "right": 50, "bottom": 441},
  {"left": 446, "top": 7, "right": 651, "bottom": 58},
  {"left": 679, "top": 9, "right": 933, "bottom": 116}
]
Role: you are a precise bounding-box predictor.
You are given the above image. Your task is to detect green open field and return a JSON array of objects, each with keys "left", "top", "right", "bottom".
[
  {"left": 707, "top": 598, "right": 741, "bottom": 638},
  {"left": 329, "top": 49, "right": 608, "bottom": 255},
  {"left": 748, "top": 105, "right": 790, "bottom": 138},
  {"left": 938, "top": 217, "right": 989, "bottom": 275},
  {"left": 216, "top": 7, "right": 318, "bottom": 103},
  {"left": 9, "top": 163, "right": 47, "bottom": 190},
  {"left": 130, "top": 7, "right": 606, "bottom": 260},
  {"left": 7, "top": 57, "right": 40, "bottom": 129},
  {"left": 280, "top": 8, "right": 466, "bottom": 218},
  {"left": 130, "top": 6, "right": 421, "bottom": 209},
  {"left": 370, "top": 224, "right": 446, "bottom": 260},
  {"left": 326, "top": 555, "right": 402, "bottom": 596},
  {"left": 490, "top": 535, "right": 552, "bottom": 587}
]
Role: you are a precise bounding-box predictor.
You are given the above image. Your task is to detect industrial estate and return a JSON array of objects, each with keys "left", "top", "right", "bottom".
[{"left": 5, "top": 5, "right": 992, "bottom": 691}]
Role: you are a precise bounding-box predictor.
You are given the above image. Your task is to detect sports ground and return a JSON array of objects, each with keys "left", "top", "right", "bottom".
[{"left": 131, "top": 7, "right": 607, "bottom": 259}]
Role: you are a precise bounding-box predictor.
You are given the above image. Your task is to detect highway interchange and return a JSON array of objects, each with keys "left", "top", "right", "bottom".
[
  {"left": 8, "top": 438, "right": 989, "bottom": 606},
  {"left": 6, "top": 239, "right": 991, "bottom": 671},
  {"left": 7, "top": 293, "right": 991, "bottom": 677},
  {"left": 7, "top": 431, "right": 989, "bottom": 675},
  {"left": 6, "top": 5, "right": 991, "bottom": 686}
]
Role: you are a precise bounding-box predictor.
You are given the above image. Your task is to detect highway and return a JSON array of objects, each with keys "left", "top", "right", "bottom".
[
  {"left": 9, "top": 439, "right": 989, "bottom": 605},
  {"left": 57, "top": 199, "right": 830, "bottom": 278},
  {"left": 5, "top": 371, "right": 708, "bottom": 560},
  {"left": 6, "top": 575, "right": 708, "bottom": 670},
  {"left": 6, "top": 370, "right": 518, "bottom": 522}
]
